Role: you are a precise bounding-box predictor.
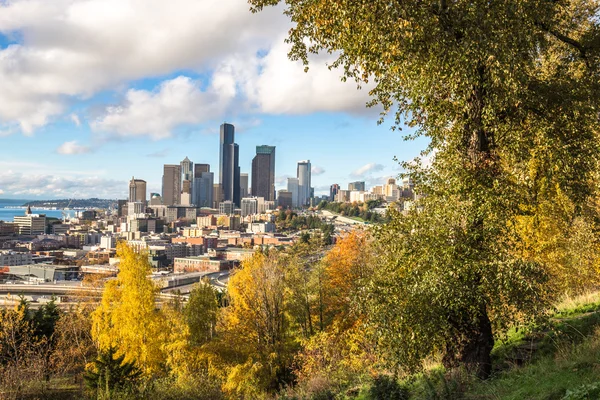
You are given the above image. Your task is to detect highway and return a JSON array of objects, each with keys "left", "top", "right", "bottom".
[
  {"left": 0, "top": 270, "right": 231, "bottom": 306},
  {"left": 319, "top": 210, "right": 365, "bottom": 225},
  {"left": 162, "top": 271, "right": 230, "bottom": 294}
]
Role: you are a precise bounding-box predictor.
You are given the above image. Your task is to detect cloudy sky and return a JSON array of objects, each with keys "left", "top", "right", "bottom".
[{"left": 0, "top": 0, "right": 426, "bottom": 199}]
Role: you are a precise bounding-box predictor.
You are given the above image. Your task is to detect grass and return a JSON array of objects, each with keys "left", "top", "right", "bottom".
[{"left": 392, "top": 291, "right": 600, "bottom": 400}]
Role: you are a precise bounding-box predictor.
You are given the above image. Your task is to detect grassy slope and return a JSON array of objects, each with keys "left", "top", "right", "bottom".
[
  {"left": 391, "top": 292, "right": 600, "bottom": 400},
  {"left": 462, "top": 292, "right": 600, "bottom": 400}
]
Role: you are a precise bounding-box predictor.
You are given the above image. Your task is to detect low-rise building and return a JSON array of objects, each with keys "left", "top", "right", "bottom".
[{"left": 0, "top": 250, "right": 33, "bottom": 266}]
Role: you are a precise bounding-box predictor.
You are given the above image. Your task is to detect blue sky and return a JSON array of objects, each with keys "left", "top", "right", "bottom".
[{"left": 0, "top": 0, "right": 426, "bottom": 199}]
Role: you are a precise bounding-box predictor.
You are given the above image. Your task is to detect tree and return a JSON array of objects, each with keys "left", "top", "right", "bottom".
[
  {"left": 249, "top": 0, "right": 600, "bottom": 378},
  {"left": 184, "top": 281, "right": 219, "bottom": 347},
  {"left": 91, "top": 243, "right": 164, "bottom": 375},
  {"left": 84, "top": 346, "right": 142, "bottom": 395},
  {"left": 218, "top": 251, "right": 299, "bottom": 396}
]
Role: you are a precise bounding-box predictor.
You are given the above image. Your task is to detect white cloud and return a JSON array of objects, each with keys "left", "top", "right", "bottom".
[
  {"left": 311, "top": 166, "right": 326, "bottom": 176},
  {"left": 0, "top": 0, "right": 375, "bottom": 136},
  {"left": 0, "top": 169, "right": 125, "bottom": 198},
  {"left": 351, "top": 163, "right": 385, "bottom": 178},
  {"left": 91, "top": 76, "right": 231, "bottom": 139},
  {"left": 0, "top": 0, "right": 287, "bottom": 133},
  {"left": 56, "top": 140, "right": 91, "bottom": 155},
  {"left": 70, "top": 113, "right": 81, "bottom": 127},
  {"left": 0, "top": 189, "right": 4, "bottom": 195}
]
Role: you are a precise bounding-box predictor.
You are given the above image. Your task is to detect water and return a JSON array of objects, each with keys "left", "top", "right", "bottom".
[{"left": 0, "top": 199, "right": 77, "bottom": 222}]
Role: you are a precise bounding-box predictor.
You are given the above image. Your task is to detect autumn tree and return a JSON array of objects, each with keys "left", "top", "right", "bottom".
[
  {"left": 91, "top": 243, "right": 164, "bottom": 375},
  {"left": 296, "top": 230, "right": 378, "bottom": 390},
  {"left": 249, "top": 0, "right": 600, "bottom": 378},
  {"left": 184, "top": 281, "right": 219, "bottom": 347},
  {"left": 218, "top": 250, "right": 299, "bottom": 397}
]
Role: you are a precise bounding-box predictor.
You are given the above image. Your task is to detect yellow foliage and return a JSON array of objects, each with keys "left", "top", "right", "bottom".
[
  {"left": 513, "top": 187, "right": 600, "bottom": 294},
  {"left": 91, "top": 243, "right": 168, "bottom": 376}
]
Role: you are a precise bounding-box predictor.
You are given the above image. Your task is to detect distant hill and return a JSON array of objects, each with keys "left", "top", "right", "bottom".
[{"left": 21, "top": 198, "right": 117, "bottom": 209}]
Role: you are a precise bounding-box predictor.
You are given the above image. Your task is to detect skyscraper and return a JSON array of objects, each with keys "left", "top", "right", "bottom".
[
  {"left": 193, "top": 164, "right": 214, "bottom": 208},
  {"left": 287, "top": 177, "right": 299, "bottom": 208},
  {"left": 180, "top": 157, "right": 193, "bottom": 181},
  {"left": 251, "top": 145, "right": 276, "bottom": 201},
  {"left": 162, "top": 164, "right": 181, "bottom": 206},
  {"left": 219, "top": 123, "right": 241, "bottom": 206},
  {"left": 240, "top": 173, "right": 249, "bottom": 198},
  {"left": 128, "top": 177, "right": 147, "bottom": 204},
  {"left": 329, "top": 184, "right": 340, "bottom": 202},
  {"left": 297, "top": 160, "right": 312, "bottom": 207},
  {"left": 180, "top": 157, "right": 194, "bottom": 206}
]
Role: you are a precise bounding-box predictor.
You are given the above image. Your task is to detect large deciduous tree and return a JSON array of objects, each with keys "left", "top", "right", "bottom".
[{"left": 249, "top": 0, "right": 600, "bottom": 378}]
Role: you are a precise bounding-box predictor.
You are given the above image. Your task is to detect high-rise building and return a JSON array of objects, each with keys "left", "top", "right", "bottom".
[
  {"left": 219, "top": 123, "right": 241, "bottom": 206},
  {"left": 297, "top": 160, "right": 312, "bottom": 207},
  {"left": 193, "top": 164, "right": 214, "bottom": 208},
  {"left": 329, "top": 184, "right": 340, "bottom": 202},
  {"left": 251, "top": 145, "right": 276, "bottom": 202},
  {"left": 287, "top": 177, "right": 300, "bottom": 208},
  {"left": 277, "top": 190, "right": 293, "bottom": 209},
  {"left": 180, "top": 157, "right": 193, "bottom": 206},
  {"left": 181, "top": 157, "right": 193, "bottom": 181},
  {"left": 128, "top": 178, "right": 147, "bottom": 204},
  {"left": 162, "top": 164, "right": 181, "bottom": 206},
  {"left": 240, "top": 173, "right": 249, "bottom": 198},
  {"left": 219, "top": 201, "right": 236, "bottom": 216},
  {"left": 213, "top": 183, "right": 223, "bottom": 209},
  {"left": 241, "top": 197, "right": 258, "bottom": 217}
]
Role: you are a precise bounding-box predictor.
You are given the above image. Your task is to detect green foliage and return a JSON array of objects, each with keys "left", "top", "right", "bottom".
[
  {"left": 368, "top": 375, "right": 409, "bottom": 400},
  {"left": 250, "top": 0, "right": 600, "bottom": 380},
  {"left": 562, "top": 382, "right": 600, "bottom": 400},
  {"left": 184, "top": 281, "right": 219, "bottom": 347},
  {"left": 84, "top": 346, "right": 142, "bottom": 394}
]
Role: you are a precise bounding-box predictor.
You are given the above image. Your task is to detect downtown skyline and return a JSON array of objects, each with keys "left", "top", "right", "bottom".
[{"left": 0, "top": 0, "right": 428, "bottom": 200}]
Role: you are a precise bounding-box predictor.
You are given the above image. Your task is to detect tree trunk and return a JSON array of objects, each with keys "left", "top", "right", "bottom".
[{"left": 458, "top": 304, "right": 494, "bottom": 379}]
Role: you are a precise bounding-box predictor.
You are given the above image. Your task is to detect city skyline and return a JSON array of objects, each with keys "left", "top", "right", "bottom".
[{"left": 0, "top": 0, "right": 428, "bottom": 200}]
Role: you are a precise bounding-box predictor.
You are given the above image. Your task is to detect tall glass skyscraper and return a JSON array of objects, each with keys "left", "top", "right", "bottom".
[
  {"left": 297, "top": 160, "right": 311, "bottom": 207},
  {"left": 162, "top": 164, "right": 181, "bottom": 206},
  {"left": 219, "top": 123, "right": 241, "bottom": 206},
  {"left": 251, "top": 145, "right": 276, "bottom": 201}
]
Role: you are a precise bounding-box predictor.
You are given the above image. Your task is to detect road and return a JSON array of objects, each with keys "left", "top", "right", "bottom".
[
  {"left": 320, "top": 210, "right": 365, "bottom": 225},
  {"left": 162, "top": 271, "right": 230, "bottom": 294}
]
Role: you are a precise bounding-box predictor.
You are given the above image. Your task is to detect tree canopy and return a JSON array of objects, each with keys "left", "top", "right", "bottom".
[{"left": 249, "top": 0, "right": 600, "bottom": 378}]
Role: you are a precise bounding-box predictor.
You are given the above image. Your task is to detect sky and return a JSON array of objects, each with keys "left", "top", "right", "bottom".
[{"left": 0, "top": 0, "right": 427, "bottom": 200}]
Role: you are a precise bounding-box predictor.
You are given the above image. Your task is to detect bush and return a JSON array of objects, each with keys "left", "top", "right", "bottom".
[
  {"left": 368, "top": 375, "right": 409, "bottom": 400},
  {"left": 562, "top": 382, "right": 600, "bottom": 400}
]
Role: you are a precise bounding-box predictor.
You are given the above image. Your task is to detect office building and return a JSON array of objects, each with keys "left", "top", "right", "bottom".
[
  {"left": 149, "top": 193, "right": 162, "bottom": 206},
  {"left": 14, "top": 208, "right": 46, "bottom": 236},
  {"left": 180, "top": 157, "right": 193, "bottom": 206},
  {"left": 330, "top": 184, "right": 340, "bottom": 202},
  {"left": 297, "top": 160, "right": 312, "bottom": 207},
  {"left": 241, "top": 197, "right": 258, "bottom": 217},
  {"left": 219, "top": 201, "right": 236, "bottom": 216},
  {"left": 162, "top": 164, "right": 181, "bottom": 206},
  {"left": 287, "top": 177, "right": 300, "bottom": 208},
  {"left": 193, "top": 164, "right": 214, "bottom": 208},
  {"left": 240, "top": 173, "right": 249, "bottom": 198},
  {"left": 181, "top": 157, "right": 193, "bottom": 181},
  {"left": 251, "top": 145, "right": 276, "bottom": 201},
  {"left": 277, "top": 190, "right": 293, "bottom": 209},
  {"left": 128, "top": 177, "right": 147, "bottom": 204},
  {"left": 213, "top": 184, "right": 223, "bottom": 209},
  {"left": 348, "top": 181, "right": 366, "bottom": 192},
  {"left": 219, "top": 123, "right": 241, "bottom": 206}
]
